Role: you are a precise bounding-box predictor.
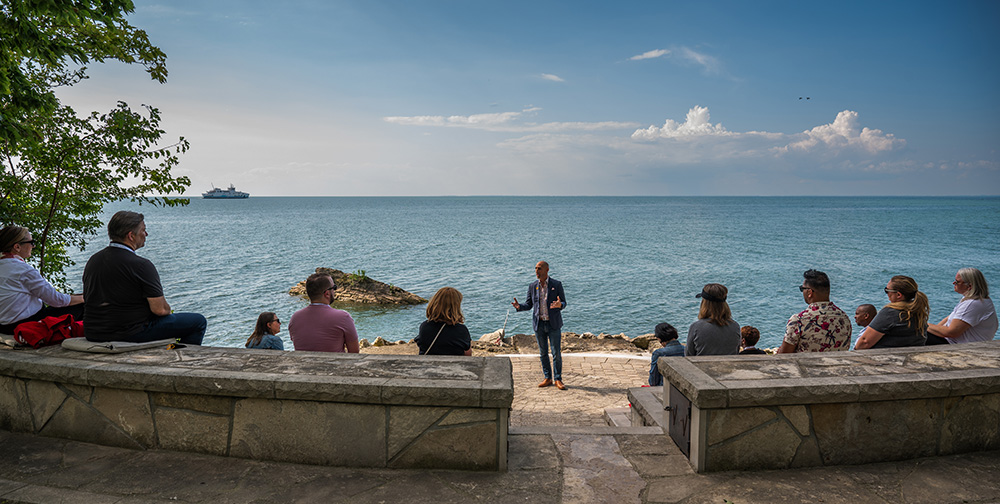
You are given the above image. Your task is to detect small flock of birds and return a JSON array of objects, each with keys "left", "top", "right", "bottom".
[{"left": 799, "top": 97, "right": 811, "bottom": 100}]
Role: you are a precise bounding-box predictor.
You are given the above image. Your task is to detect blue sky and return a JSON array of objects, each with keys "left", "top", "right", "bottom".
[{"left": 57, "top": 1, "right": 1000, "bottom": 196}]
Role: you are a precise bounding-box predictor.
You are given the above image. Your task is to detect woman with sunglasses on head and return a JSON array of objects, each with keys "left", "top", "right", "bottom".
[
  {"left": 926, "top": 268, "right": 997, "bottom": 345},
  {"left": 416, "top": 287, "right": 472, "bottom": 356},
  {"left": 245, "top": 311, "right": 285, "bottom": 350},
  {"left": 855, "top": 275, "right": 929, "bottom": 349},
  {"left": 0, "top": 225, "right": 85, "bottom": 334}
]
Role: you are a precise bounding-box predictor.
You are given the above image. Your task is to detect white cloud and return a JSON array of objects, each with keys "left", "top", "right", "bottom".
[
  {"left": 677, "top": 47, "right": 720, "bottom": 74},
  {"left": 385, "top": 108, "right": 639, "bottom": 133},
  {"left": 541, "top": 73, "right": 565, "bottom": 82},
  {"left": 629, "top": 49, "right": 670, "bottom": 61},
  {"left": 779, "top": 110, "right": 905, "bottom": 154},
  {"left": 631, "top": 106, "right": 732, "bottom": 139},
  {"left": 628, "top": 46, "right": 721, "bottom": 74}
]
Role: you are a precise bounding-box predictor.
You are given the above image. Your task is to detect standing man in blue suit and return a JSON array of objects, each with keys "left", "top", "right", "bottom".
[{"left": 513, "top": 261, "right": 567, "bottom": 390}]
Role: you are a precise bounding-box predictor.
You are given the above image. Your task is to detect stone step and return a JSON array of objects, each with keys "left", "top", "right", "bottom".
[{"left": 603, "top": 406, "right": 632, "bottom": 427}]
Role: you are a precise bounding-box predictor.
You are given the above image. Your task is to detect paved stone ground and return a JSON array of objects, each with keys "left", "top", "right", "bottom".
[
  {"left": 3, "top": 353, "right": 1000, "bottom": 503},
  {"left": 509, "top": 353, "right": 649, "bottom": 426}
]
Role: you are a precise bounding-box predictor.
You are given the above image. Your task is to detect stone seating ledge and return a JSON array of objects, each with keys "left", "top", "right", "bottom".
[
  {"left": 660, "top": 341, "right": 1000, "bottom": 409},
  {"left": 0, "top": 345, "right": 513, "bottom": 408},
  {"left": 0, "top": 345, "right": 513, "bottom": 471},
  {"left": 656, "top": 341, "right": 1000, "bottom": 473}
]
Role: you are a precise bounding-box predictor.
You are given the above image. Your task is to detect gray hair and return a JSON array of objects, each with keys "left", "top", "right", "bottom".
[
  {"left": 958, "top": 267, "right": 990, "bottom": 300},
  {"left": 108, "top": 211, "right": 145, "bottom": 242}
]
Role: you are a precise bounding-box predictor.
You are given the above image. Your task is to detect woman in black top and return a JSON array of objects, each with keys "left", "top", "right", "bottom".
[
  {"left": 855, "top": 275, "right": 929, "bottom": 349},
  {"left": 416, "top": 287, "right": 472, "bottom": 356}
]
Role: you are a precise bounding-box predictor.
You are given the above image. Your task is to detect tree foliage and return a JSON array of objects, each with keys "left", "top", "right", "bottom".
[{"left": 1, "top": 0, "right": 190, "bottom": 286}]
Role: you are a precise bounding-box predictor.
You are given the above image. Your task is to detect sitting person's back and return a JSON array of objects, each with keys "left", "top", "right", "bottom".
[
  {"left": 82, "top": 211, "right": 205, "bottom": 344},
  {"left": 649, "top": 322, "right": 684, "bottom": 386},
  {"left": 245, "top": 312, "right": 284, "bottom": 350},
  {"left": 739, "top": 325, "right": 767, "bottom": 354},
  {"left": 416, "top": 287, "right": 472, "bottom": 356},
  {"left": 288, "top": 273, "right": 359, "bottom": 353}
]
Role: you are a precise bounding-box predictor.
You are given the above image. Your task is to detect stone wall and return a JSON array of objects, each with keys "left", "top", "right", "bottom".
[
  {"left": 658, "top": 341, "right": 1000, "bottom": 472},
  {"left": 0, "top": 346, "right": 512, "bottom": 471}
]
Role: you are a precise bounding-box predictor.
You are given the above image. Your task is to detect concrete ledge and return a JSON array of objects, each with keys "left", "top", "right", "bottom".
[
  {"left": 662, "top": 342, "right": 1000, "bottom": 408},
  {"left": 658, "top": 341, "right": 1000, "bottom": 472},
  {"left": 0, "top": 345, "right": 513, "bottom": 471}
]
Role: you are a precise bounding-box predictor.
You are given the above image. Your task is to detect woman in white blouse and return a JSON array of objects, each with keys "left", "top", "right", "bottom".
[
  {"left": 926, "top": 268, "right": 998, "bottom": 345},
  {"left": 0, "top": 226, "right": 84, "bottom": 333}
]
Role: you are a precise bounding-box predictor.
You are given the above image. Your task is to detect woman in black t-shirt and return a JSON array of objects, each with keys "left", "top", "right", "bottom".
[
  {"left": 855, "top": 275, "right": 929, "bottom": 349},
  {"left": 416, "top": 287, "right": 472, "bottom": 356}
]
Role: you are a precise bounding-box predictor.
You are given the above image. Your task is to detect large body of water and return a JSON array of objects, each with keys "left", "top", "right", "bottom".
[{"left": 61, "top": 196, "right": 1000, "bottom": 349}]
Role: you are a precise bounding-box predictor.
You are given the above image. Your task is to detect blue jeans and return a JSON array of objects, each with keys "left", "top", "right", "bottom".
[
  {"left": 132, "top": 313, "right": 207, "bottom": 345},
  {"left": 535, "top": 320, "right": 562, "bottom": 380}
]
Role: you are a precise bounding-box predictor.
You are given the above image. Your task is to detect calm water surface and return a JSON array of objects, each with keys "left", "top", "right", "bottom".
[{"left": 62, "top": 196, "right": 1000, "bottom": 349}]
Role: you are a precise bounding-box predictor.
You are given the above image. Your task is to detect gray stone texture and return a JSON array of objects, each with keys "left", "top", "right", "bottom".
[
  {"left": 229, "top": 398, "right": 387, "bottom": 466},
  {"left": 704, "top": 417, "right": 802, "bottom": 471},
  {"left": 939, "top": 393, "right": 1000, "bottom": 454},
  {"left": 705, "top": 406, "right": 776, "bottom": 445},
  {"left": 91, "top": 387, "right": 155, "bottom": 447},
  {"left": 0, "top": 375, "right": 31, "bottom": 432},
  {"left": 812, "top": 398, "right": 941, "bottom": 465},
  {"left": 389, "top": 422, "right": 499, "bottom": 470},
  {"left": 0, "top": 344, "right": 511, "bottom": 471},
  {"left": 154, "top": 406, "right": 231, "bottom": 455}
]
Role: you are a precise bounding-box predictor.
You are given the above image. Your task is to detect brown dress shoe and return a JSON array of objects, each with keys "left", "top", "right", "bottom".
[
  {"left": 538, "top": 378, "right": 553, "bottom": 387},
  {"left": 554, "top": 380, "right": 566, "bottom": 390}
]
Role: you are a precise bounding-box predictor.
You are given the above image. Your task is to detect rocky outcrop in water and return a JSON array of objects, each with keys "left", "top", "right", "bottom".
[{"left": 289, "top": 268, "right": 427, "bottom": 305}]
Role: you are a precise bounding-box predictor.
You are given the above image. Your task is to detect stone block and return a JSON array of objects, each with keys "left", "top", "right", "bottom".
[
  {"left": 389, "top": 422, "right": 499, "bottom": 470},
  {"left": 439, "top": 408, "right": 497, "bottom": 426},
  {"left": 85, "top": 363, "right": 178, "bottom": 394},
  {"left": 852, "top": 372, "right": 953, "bottom": 402},
  {"left": 812, "top": 399, "right": 940, "bottom": 465},
  {"left": 939, "top": 394, "right": 1000, "bottom": 454},
  {"left": 946, "top": 370, "right": 1000, "bottom": 397},
  {"left": 381, "top": 381, "right": 480, "bottom": 408},
  {"left": 706, "top": 407, "right": 776, "bottom": 445},
  {"left": 152, "top": 392, "right": 233, "bottom": 415},
  {"left": 25, "top": 380, "right": 66, "bottom": 432},
  {"left": 38, "top": 392, "right": 143, "bottom": 450},
  {"left": 273, "top": 374, "right": 385, "bottom": 404},
  {"left": 0, "top": 375, "right": 32, "bottom": 432},
  {"left": 724, "top": 377, "right": 859, "bottom": 407},
  {"left": 230, "top": 398, "right": 386, "bottom": 467},
  {"left": 172, "top": 369, "right": 274, "bottom": 399},
  {"left": 480, "top": 357, "right": 514, "bottom": 408},
  {"left": 790, "top": 435, "right": 823, "bottom": 468},
  {"left": 154, "top": 407, "right": 231, "bottom": 456},
  {"left": 387, "top": 405, "right": 449, "bottom": 459},
  {"left": 704, "top": 417, "right": 801, "bottom": 471},
  {"left": 61, "top": 382, "right": 92, "bottom": 403},
  {"left": 92, "top": 387, "right": 155, "bottom": 447},
  {"left": 779, "top": 405, "right": 811, "bottom": 436}
]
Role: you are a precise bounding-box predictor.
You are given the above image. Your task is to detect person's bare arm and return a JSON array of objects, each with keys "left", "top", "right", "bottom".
[
  {"left": 147, "top": 296, "right": 171, "bottom": 316},
  {"left": 927, "top": 319, "right": 972, "bottom": 339},
  {"left": 854, "top": 327, "right": 884, "bottom": 349},
  {"left": 68, "top": 294, "right": 84, "bottom": 306}
]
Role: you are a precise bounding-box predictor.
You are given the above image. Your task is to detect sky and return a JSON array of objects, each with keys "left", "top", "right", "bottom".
[{"left": 56, "top": 0, "right": 1000, "bottom": 196}]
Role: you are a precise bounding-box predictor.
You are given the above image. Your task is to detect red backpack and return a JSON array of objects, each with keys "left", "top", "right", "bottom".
[{"left": 14, "top": 314, "right": 84, "bottom": 348}]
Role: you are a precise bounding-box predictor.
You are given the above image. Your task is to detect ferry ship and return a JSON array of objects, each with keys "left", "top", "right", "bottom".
[{"left": 202, "top": 184, "right": 249, "bottom": 199}]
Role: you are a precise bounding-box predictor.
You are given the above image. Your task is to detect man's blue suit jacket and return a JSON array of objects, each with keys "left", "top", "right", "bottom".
[{"left": 516, "top": 277, "right": 566, "bottom": 332}]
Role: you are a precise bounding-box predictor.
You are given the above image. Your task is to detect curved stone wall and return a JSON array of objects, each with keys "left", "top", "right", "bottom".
[{"left": 0, "top": 345, "right": 512, "bottom": 471}]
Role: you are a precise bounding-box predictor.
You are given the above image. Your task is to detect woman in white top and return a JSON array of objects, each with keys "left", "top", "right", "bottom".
[
  {"left": 927, "top": 268, "right": 998, "bottom": 345},
  {"left": 0, "top": 226, "right": 84, "bottom": 334}
]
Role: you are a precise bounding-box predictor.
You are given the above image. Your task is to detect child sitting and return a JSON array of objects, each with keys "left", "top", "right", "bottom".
[
  {"left": 649, "top": 322, "right": 685, "bottom": 386},
  {"left": 739, "top": 325, "right": 767, "bottom": 354}
]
